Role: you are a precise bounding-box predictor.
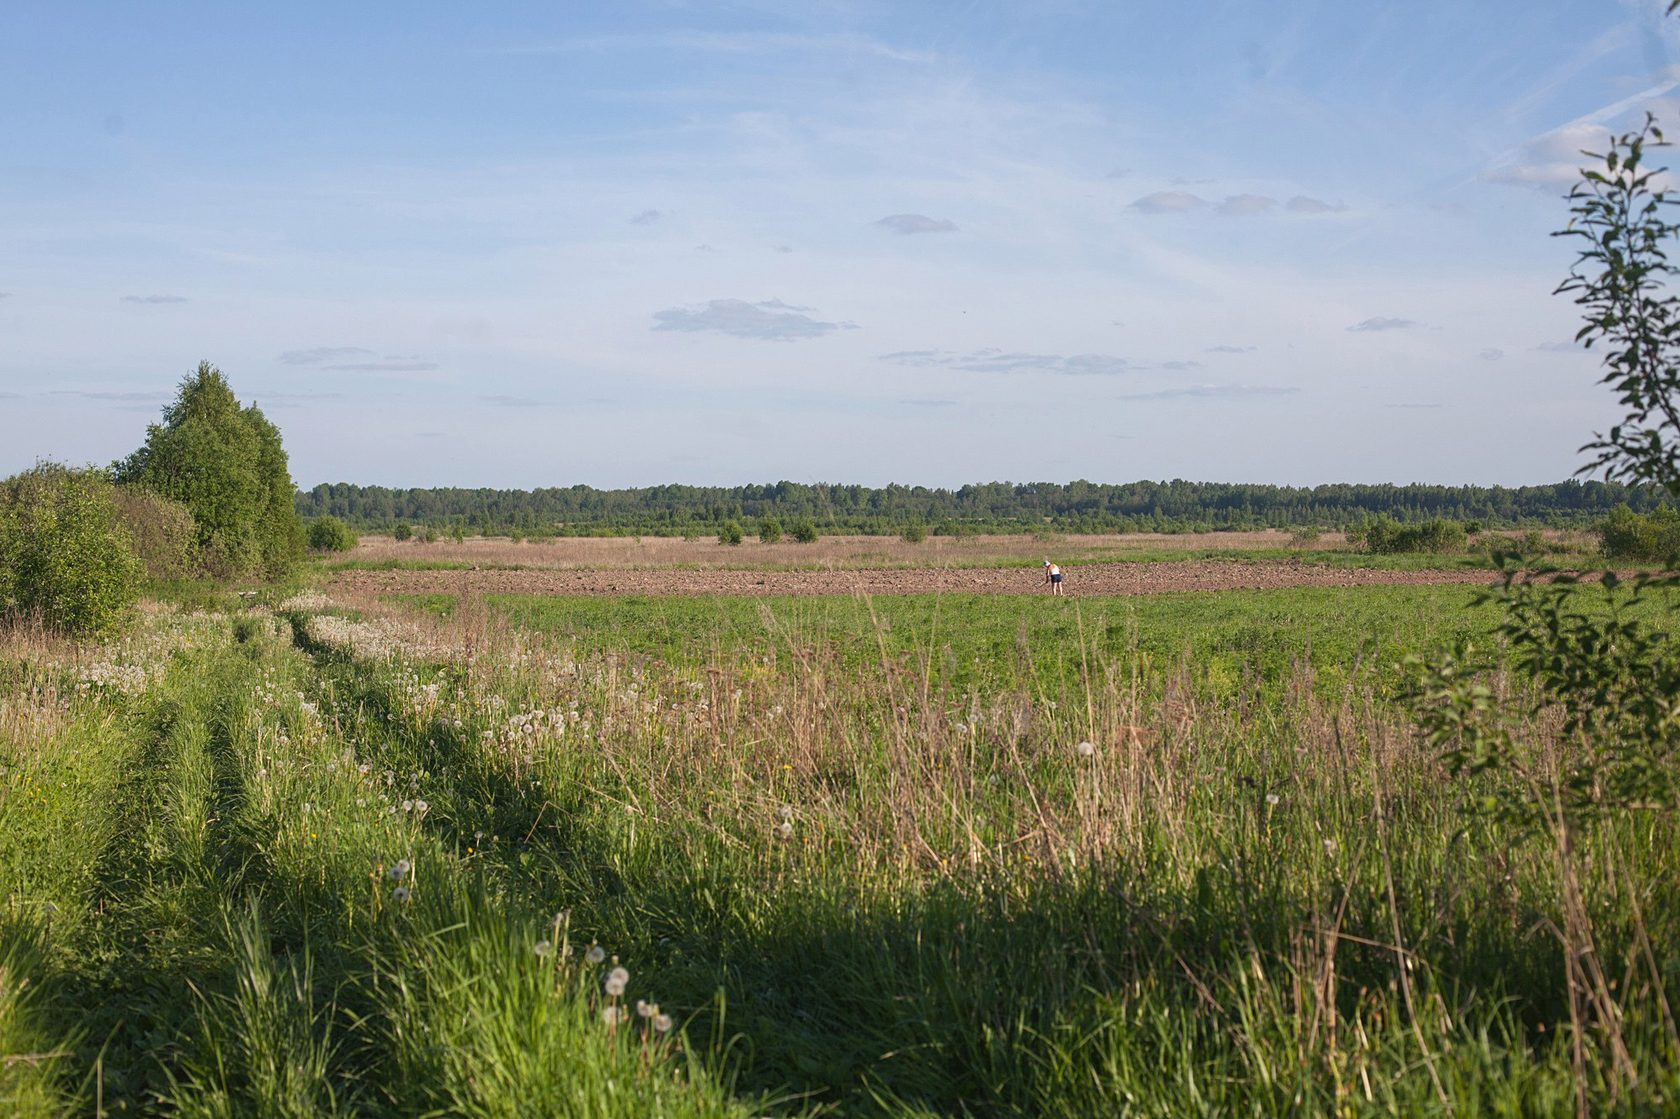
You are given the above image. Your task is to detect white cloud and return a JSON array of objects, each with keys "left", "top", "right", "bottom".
[
  {"left": 1285, "top": 195, "right": 1345, "bottom": 213},
  {"left": 120, "top": 294, "right": 187, "bottom": 304},
  {"left": 874, "top": 213, "right": 958, "bottom": 234},
  {"left": 1346, "top": 316, "right": 1419, "bottom": 332},
  {"left": 1479, "top": 348, "right": 1505, "bottom": 361},
  {"left": 1219, "top": 194, "right": 1276, "bottom": 216},
  {"left": 1206, "top": 344, "right": 1257, "bottom": 353},
  {"left": 280, "top": 346, "right": 376, "bottom": 365},
  {"left": 1130, "top": 191, "right": 1208, "bottom": 213},
  {"left": 629, "top": 209, "right": 662, "bottom": 225},
  {"left": 879, "top": 349, "right": 1137, "bottom": 375},
  {"left": 653, "top": 298, "right": 856, "bottom": 340}
]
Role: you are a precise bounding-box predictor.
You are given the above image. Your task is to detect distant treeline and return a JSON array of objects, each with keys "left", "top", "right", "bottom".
[{"left": 293, "top": 479, "right": 1668, "bottom": 537}]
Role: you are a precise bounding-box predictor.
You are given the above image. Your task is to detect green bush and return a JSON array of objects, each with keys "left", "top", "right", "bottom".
[
  {"left": 115, "top": 362, "right": 303, "bottom": 579},
  {"left": 1351, "top": 515, "right": 1467, "bottom": 554},
  {"left": 758, "top": 517, "right": 782, "bottom": 544},
  {"left": 789, "top": 518, "right": 819, "bottom": 544},
  {"left": 902, "top": 519, "right": 927, "bottom": 543},
  {"left": 393, "top": 523, "right": 412, "bottom": 542},
  {"left": 112, "top": 486, "right": 197, "bottom": 582},
  {"left": 306, "top": 516, "right": 358, "bottom": 552},
  {"left": 1597, "top": 503, "right": 1680, "bottom": 563},
  {"left": 0, "top": 464, "right": 142, "bottom": 637},
  {"left": 718, "top": 520, "right": 744, "bottom": 546}
]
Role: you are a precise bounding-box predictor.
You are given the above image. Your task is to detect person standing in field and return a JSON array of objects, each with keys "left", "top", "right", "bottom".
[{"left": 1044, "top": 559, "right": 1064, "bottom": 595}]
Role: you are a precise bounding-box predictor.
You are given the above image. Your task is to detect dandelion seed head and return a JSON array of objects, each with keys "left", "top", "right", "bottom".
[
  {"left": 585, "top": 945, "right": 606, "bottom": 964},
  {"left": 776, "top": 820, "right": 793, "bottom": 839},
  {"left": 387, "top": 859, "right": 411, "bottom": 880},
  {"left": 390, "top": 886, "right": 411, "bottom": 903},
  {"left": 636, "top": 999, "right": 655, "bottom": 1018},
  {"left": 654, "top": 1013, "right": 673, "bottom": 1033},
  {"left": 602, "top": 1005, "right": 627, "bottom": 1025},
  {"left": 534, "top": 939, "right": 554, "bottom": 958},
  {"left": 604, "top": 975, "right": 627, "bottom": 997},
  {"left": 1265, "top": 793, "right": 1280, "bottom": 807},
  {"left": 1075, "top": 740, "right": 1097, "bottom": 757}
]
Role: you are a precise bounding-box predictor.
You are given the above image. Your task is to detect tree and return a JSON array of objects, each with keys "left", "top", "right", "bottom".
[
  {"left": 0, "top": 464, "right": 142, "bottom": 636},
  {"left": 116, "top": 362, "right": 303, "bottom": 578},
  {"left": 758, "top": 517, "right": 782, "bottom": 544}
]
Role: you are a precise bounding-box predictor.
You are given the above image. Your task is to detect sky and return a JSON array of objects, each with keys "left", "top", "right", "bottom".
[{"left": 4, "top": 1, "right": 1680, "bottom": 490}]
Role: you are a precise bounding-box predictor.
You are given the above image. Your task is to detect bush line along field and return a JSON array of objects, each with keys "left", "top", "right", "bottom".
[{"left": 4, "top": 580, "right": 1676, "bottom": 1115}]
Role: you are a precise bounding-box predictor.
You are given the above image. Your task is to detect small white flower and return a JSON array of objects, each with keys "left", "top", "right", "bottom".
[
  {"left": 585, "top": 945, "right": 606, "bottom": 964},
  {"left": 401, "top": 799, "right": 415, "bottom": 812},
  {"left": 777, "top": 804, "right": 794, "bottom": 821},
  {"left": 1265, "top": 793, "right": 1280, "bottom": 807},
  {"left": 387, "top": 859, "right": 411, "bottom": 880},
  {"left": 534, "top": 940, "right": 554, "bottom": 958},
  {"left": 776, "top": 820, "right": 793, "bottom": 840},
  {"left": 1075, "top": 740, "right": 1096, "bottom": 758},
  {"left": 654, "top": 1013, "right": 673, "bottom": 1034},
  {"left": 414, "top": 799, "right": 429, "bottom": 813},
  {"left": 636, "top": 999, "right": 655, "bottom": 1018}
]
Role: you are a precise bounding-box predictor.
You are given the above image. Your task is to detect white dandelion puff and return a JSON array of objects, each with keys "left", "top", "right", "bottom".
[
  {"left": 1075, "top": 740, "right": 1096, "bottom": 758},
  {"left": 585, "top": 945, "right": 606, "bottom": 964},
  {"left": 390, "top": 886, "right": 411, "bottom": 903},
  {"left": 654, "top": 1013, "right": 673, "bottom": 1034},
  {"left": 387, "top": 859, "right": 411, "bottom": 880},
  {"left": 534, "top": 940, "right": 554, "bottom": 958}
]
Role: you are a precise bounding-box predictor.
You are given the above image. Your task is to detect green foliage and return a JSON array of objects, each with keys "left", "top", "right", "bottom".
[
  {"left": 0, "top": 464, "right": 141, "bottom": 636},
  {"left": 392, "top": 523, "right": 412, "bottom": 542},
  {"left": 1350, "top": 515, "right": 1467, "bottom": 554},
  {"left": 789, "top": 517, "right": 818, "bottom": 544},
  {"left": 305, "top": 516, "right": 358, "bottom": 552},
  {"left": 1598, "top": 503, "right": 1680, "bottom": 562},
  {"left": 1555, "top": 115, "right": 1680, "bottom": 492},
  {"left": 116, "top": 362, "right": 303, "bottom": 579},
  {"left": 756, "top": 517, "right": 781, "bottom": 544},
  {"left": 901, "top": 519, "right": 927, "bottom": 543},
  {"left": 1404, "top": 567, "right": 1680, "bottom": 822},
  {"left": 717, "top": 520, "right": 743, "bottom": 546},
  {"left": 112, "top": 486, "right": 197, "bottom": 582}
]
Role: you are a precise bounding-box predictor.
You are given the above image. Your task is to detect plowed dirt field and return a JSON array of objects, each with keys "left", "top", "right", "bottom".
[{"left": 331, "top": 560, "right": 1499, "bottom": 599}]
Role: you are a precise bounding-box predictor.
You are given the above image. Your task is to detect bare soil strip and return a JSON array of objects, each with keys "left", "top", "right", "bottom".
[{"left": 331, "top": 559, "right": 1499, "bottom": 599}]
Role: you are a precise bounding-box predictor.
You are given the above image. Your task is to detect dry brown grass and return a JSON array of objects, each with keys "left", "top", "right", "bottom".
[{"left": 348, "top": 530, "right": 1351, "bottom": 571}]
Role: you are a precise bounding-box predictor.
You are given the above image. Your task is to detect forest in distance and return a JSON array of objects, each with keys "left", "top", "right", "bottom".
[{"left": 295, "top": 476, "right": 1671, "bottom": 537}]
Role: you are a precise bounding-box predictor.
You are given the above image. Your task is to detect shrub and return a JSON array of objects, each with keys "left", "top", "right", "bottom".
[
  {"left": 718, "top": 520, "right": 744, "bottom": 546},
  {"left": 112, "top": 486, "right": 197, "bottom": 581},
  {"left": 306, "top": 516, "right": 358, "bottom": 552},
  {"left": 393, "top": 523, "right": 412, "bottom": 542},
  {"left": 1288, "top": 526, "right": 1321, "bottom": 547},
  {"left": 789, "top": 518, "right": 819, "bottom": 544},
  {"left": 758, "top": 517, "right": 782, "bottom": 544},
  {"left": 1598, "top": 503, "right": 1680, "bottom": 563},
  {"left": 902, "top": 520, "right": 927, "bottom": 543},
  {"left": 1351, "top": 515, "right": 1466, "bottom": 554},
  {"left": 417, "top": 525, "right": 438, "bottom": 544},
  {"left": 0, "top": 464, "right": 142, "bottom": 637}
]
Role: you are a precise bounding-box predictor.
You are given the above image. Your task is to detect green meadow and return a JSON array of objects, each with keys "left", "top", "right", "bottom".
[{"left": 0, "top": 581, "right": 1676, "bottom": 1115}]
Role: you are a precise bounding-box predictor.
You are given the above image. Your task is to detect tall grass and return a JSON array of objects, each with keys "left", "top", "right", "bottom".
[{"left": 0, "top": 586, "right": 1675, "bottom": 1114}]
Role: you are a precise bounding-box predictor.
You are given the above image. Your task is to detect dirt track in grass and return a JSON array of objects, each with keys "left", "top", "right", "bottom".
[{"left": 330, "top": 559, "right": 1501, "bottom": 600}]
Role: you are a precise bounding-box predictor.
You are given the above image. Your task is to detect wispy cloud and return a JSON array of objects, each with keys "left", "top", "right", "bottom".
[
  {"left": 1285, "top": 195, "right": 1346, "bottom": 213},
  {"left": 653, "top": 298, "right": 856, "bottom": 340},
  {"left": 1479, "top": 348, "right": 1505, "bottom": 361},
  {"left": 48, "top": 389, "right": 171, "bottom": 402},
  {"left": 326, "top": 358, "right": 439, "bottom": 372},
  {"left": 1487, "top": 74, "right": 1680, "bottom": 189},
  {"left": 280, "top": 346, "right": 376, "bottom": 365},
  {"left": 1385, "top": 402, "right": 1444, "bottom": 409},
  {"left": 1206, "top": 344, "right": 1257, "bottom": 353},
  {"left": 0, "top": 292, "right": 11, "bottom": 300},
  {"left": 899, "top": 398, "right": 957, "bottom": 407},
  {"left": 120, "top": 294, "right": 187, "bottom": 304},
  {"left": 506, "top": 30, "right": 937, "bottom": 65},
  {"left": 1119, "top": 384, "right": 1298, "bottom": 401},
  {"left": 874, "top": 213, "right": 958, "bottom": 234},
  {"left": 1160, "top": 359, "right": 1202, "bottom": 371},
  {"left": 480, "top": 394, "right": 555, "bottom": 407},
  {"left": 1130, "top": 191, "right": 1207, "bottom": 213},
  {"left": 1347, "top": 316, "right": 1418, "bottom": 332},
  {"left": 629, "top": 209, "right": 661, "bottom": 225},
  {"left": 1219, "top": 194, "right": 1276, "bottom": 216},
  {"left": 879, "top": 349, "right": 1137, "bottom": 375}
]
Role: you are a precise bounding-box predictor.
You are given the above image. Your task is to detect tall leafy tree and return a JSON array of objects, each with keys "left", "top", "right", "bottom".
[{"left": 117, "top": 362, "right": 303, "bottom": 578}]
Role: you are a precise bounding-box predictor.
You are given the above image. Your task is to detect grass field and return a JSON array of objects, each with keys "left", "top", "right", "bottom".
[{"left": 1, "top": 579, "right": 1676, "bottom": 1115}]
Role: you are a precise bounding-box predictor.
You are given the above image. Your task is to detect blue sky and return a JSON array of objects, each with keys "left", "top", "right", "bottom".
[{"left": 3, "top": 1, "right": 1678, "bottom": 488}]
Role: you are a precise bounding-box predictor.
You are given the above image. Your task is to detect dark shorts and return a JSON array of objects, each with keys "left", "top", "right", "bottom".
[{"left": 1050, "top": 573, "right": 1062, "bottom": 583}]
